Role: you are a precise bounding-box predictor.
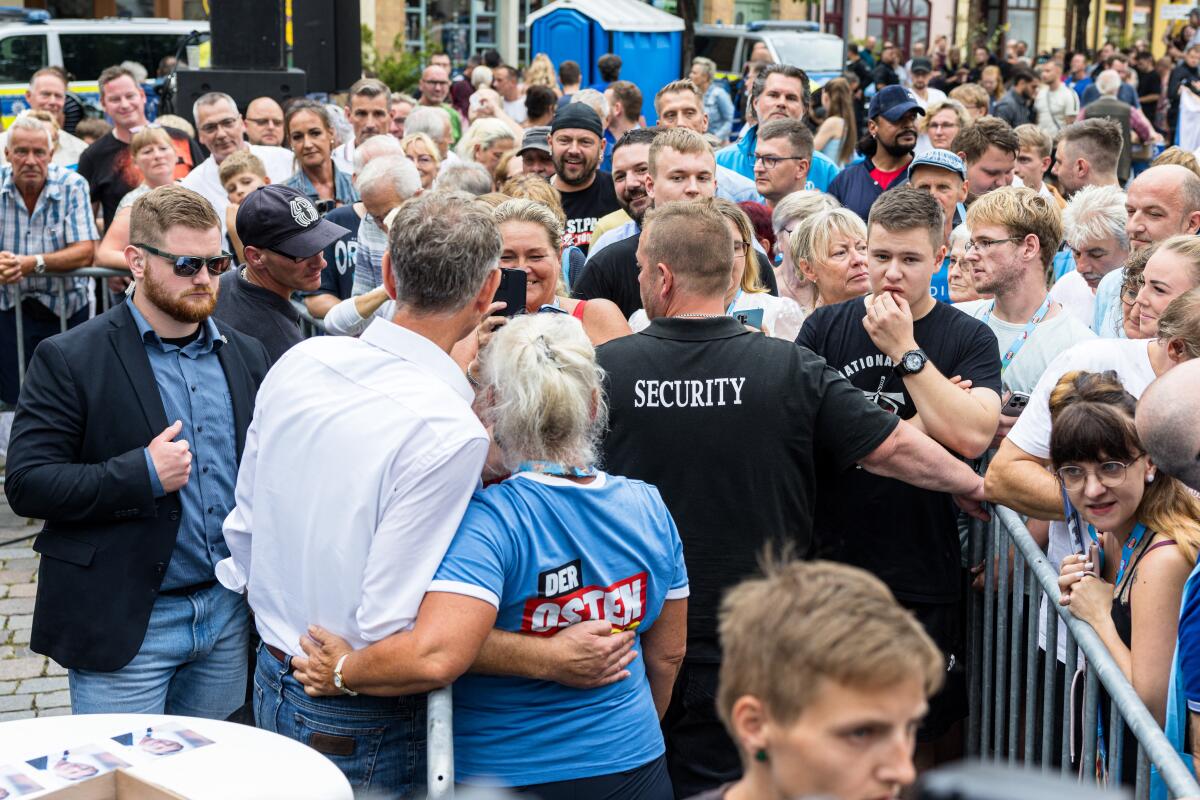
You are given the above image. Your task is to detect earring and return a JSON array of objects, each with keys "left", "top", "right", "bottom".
[
  {"left": 1146, "top": 472, "right": 1155, "bottom": 483},
  {"left": 755, "top": 749, "right": 769, "bottom": 763}
]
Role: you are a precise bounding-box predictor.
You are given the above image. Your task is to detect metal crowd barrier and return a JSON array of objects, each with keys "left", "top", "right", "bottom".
[
  {"left": 967, "top": 504, "right": 1200, "bottom": 798},
  {"left": 9, "top": 267, "right": 130, "bottom": 388},
  {"left": 427, "top": 687, "right": 454, "bottom": 799}
]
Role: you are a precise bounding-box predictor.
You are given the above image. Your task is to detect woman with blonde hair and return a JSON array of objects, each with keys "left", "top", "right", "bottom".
[
  {"left": 949, "top": 83, "right": 991, "bottom": 120},
  {"left": 918, "top": 98, "right": 970, "bottom": 154},
  {"left": 813, "top": 78, "right": 857, "bottom": 167},
  {"left": 401, "top": 131, "right": 441, "bottom": 190},
  {"left": 465, "top": 199, "right": 631, "bottom": 365},
  {"left": 789, "top": 207, "right": 870, "bottom": 309},
  {"left": 457, "top": 117, "right": 516, "bottom": 173},
  {"left": 980, "top": 65, "right": 1004, "bottom": 106},
  {"left": 525, "top": 53, "right": 560, "bottom": 94},
  {"left": 770, "top": 191, "right": 840, "bottom": 314}
]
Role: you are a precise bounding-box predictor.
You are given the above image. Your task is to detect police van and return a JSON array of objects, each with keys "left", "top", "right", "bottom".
[
  {"left": 0, "top": 9, "right": 208, "bottom": 127},
  {"left": 693, "top": 20, "right": 845, "bottom": 89}
]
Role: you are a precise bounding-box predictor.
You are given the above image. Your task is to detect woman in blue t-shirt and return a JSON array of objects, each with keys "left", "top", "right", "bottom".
[{"left": 293, "top": 312, "right": 688, "bottom": 799}]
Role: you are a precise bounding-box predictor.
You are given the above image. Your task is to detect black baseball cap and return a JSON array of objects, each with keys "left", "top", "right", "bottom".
[
  {"left": 910, "top": 57, "right": 933, "bottom": 74},
  {"left": 235, "top": 184, "right": 350, "bottom": 260}
]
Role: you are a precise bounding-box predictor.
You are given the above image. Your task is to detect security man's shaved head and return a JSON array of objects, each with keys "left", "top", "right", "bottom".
[{"left": 1136, "top": 359, "right": 1200, "bottom": 492}]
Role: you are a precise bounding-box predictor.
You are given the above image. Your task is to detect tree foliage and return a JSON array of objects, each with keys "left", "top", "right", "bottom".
[{"left": 361, "top": 24, "right": 429, "bottom": 93}]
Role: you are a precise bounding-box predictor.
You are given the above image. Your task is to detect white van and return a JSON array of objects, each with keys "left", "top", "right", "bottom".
[{"left": 0, "top": 10, "right": 209, "bottom": 127}]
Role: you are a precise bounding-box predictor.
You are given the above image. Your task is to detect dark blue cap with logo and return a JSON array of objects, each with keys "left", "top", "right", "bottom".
[
  {"left": 868, "top": 85, "right": 926, "bottom": 122},
  {"left": 236, "top": 184, "right": 350, "bottom": 260}
]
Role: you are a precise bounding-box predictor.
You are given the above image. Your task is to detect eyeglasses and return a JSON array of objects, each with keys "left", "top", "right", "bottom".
[
  {"left": 928, "top": 121, "right": 960, "bottom": 130},
  {"left": 733, "top": 241, "right": 751, "bottom": 257},
  {"left": 1055, "top": 455, "right": 1144, "bottom": 491},
  {"left": 1121, "top": 274, "right": 1145, "bottom": 306},
  {"left": 754, "top": 154, "right": 806, "bottom": 169},
  {"left": 965, "top": 237, "right": 1022, "bottom": 253},
  {"left": 199, "top": 116, "right": 240, "bottom": 136},
  {"left": 137, "top": 243, "right": 234, "bottom": 277}
]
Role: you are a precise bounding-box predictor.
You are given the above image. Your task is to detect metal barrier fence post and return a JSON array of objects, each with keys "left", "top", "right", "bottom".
[
  {"left": 12, "top": 282, "right": 25, "bottom": 388},
  {"left": 427, "top": 686, "right": 454, "bottom": 799},
  {"left": 989, "top": 505, "right": 1200, "bottom": 798}
]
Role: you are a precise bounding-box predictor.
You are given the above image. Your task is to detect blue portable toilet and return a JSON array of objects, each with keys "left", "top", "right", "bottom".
[{"left": 528, "top": 0, "right": 683, "bottom": 126}]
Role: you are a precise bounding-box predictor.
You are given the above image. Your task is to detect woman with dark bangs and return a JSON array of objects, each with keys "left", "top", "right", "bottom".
[{"left": 1054, "top": 370, "right": 1200, "bottom": 727}]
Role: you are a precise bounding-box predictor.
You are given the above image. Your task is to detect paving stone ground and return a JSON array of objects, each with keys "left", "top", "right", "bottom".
[{"left": 0, "top": 495, "right": 67, "bottom": 721}]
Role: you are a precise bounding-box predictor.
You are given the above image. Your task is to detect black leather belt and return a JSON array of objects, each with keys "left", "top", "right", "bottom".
[{"left": 159, "top": 579, "right": 218, "bottom": 597}]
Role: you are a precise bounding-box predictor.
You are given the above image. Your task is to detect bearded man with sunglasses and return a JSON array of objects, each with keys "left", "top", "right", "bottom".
[
  {"left": 6, "top": 184, "right": 271, "bottom": 718},
  {"left": 214, "top": 184, "right": 349, "bottom": 365}
]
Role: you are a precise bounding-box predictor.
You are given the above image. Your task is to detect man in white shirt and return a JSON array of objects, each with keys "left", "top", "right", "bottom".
[
  {"left": 332, "top": 78, "right": 392, "bottom": 173},
  {"left": 493, "top": 65, "right": 528, "bottom": 124},
  {"left": 1053, "top": 184, "right": 1129, "bottom": 328},
  {"left": 909, "top": 58, "right": 947, "bottom": 109},
  {"left": 218, "top": 192, "right": 501, "bottom": 796},
  {"left": 1034, "top": 59, "right": 1079, "bottom": 135},
  {"left": 180, "top": 92, "right": 294, "bottom": 232},
  {"left": 0, "top": 68, "right": 87, "bottom": 169},
  {"left": 958, "top": 186, "right": 1095, "bottom": 446}
]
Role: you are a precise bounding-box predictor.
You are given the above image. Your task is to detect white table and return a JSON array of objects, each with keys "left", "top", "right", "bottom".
[{"left": 0, "top": 713, "right": 352, "bottom": 799}]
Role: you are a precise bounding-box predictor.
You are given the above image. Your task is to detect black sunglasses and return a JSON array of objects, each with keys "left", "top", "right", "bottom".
[{"left": 137, "top": 243, "right": 234, "bottom": 277}]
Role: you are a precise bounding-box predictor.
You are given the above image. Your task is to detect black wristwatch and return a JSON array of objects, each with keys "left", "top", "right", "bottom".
[{"left": 894, "top": 348, "right": 928, "bottom": 377}]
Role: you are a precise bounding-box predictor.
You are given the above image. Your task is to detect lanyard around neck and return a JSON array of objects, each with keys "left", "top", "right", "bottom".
[
  {"left": 1086, "top": 521, "right": 1149, "bottom": 587},
  {"left": 982, "top": 294, "right": 1052, "bottom": 374},
  {"left": 516, "top": 460, "right": 597, "bottom": 478}
]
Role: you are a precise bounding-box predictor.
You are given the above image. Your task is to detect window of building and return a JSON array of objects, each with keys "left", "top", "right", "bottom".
[{"left": 867, "top": 0, "right": 930, "bottom": 58}]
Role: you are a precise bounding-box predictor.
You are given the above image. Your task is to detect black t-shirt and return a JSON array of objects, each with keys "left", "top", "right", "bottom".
[
  {"left": 558, "top": 173, "right": 619, "bottom": 254},
  {"left": 573, "top": 232, "right": 642, "bottom": 318},
  {"left": 309, "top": 204, "right": 361, "bottom": 301},
  {"left": 212, "top": 268, "right": 303, "bottom": 366},
  {"left": 77, "top": 129, "right": 203, "bottom": 225},
  {"left": 573, "top": 231, "right": 780, "bottom": 319},
  {"left": 796, "top": 297, "right": 1000, "bottom": 604},
  {"left": 597, "top": 317, "right": 899, "bottom": 661}
]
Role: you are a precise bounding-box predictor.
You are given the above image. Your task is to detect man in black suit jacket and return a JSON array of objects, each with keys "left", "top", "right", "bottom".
[{"left": 4, "top": 185, "right": 278, "bottom": 718}]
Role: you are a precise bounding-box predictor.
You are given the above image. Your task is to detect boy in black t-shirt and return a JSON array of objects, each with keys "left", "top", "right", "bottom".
[{"left": 796, "top": 187, "right": 1001, "bottom": 749}]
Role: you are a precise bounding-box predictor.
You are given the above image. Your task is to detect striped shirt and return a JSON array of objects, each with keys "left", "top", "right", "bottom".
[
  {"left": 283, "top": 163, "right": 358, "bottom": 208},
  {"left": 0, "top": 164, "right": 98, "bottom": 315}
]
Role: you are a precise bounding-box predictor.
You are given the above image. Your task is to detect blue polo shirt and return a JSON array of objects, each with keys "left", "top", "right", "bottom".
[{"left": 128, "top": 299, "right": 238, "bottom": 590}]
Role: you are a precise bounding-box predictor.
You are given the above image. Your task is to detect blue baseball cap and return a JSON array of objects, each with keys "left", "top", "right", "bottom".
[
  {"left": 907, "top": 149, "right": 967, "bottom": 181},
  {"left": 869, "top": 85, "right": 925, "bottom": 122}
]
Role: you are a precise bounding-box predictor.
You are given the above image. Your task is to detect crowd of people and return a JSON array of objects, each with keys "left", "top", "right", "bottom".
[{"left": 3, "top": 29, "right": 1200, "bottom": 800}]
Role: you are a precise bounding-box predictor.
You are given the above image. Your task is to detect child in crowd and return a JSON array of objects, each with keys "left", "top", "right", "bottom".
[
  {"left": 686, "top": 559, "right": 943, "bottom": 800},
  {"left": 219, "top": 150, "right": 269, "bottom": 262},
  {"left": 1013, "top": 124, "right": 1065, "bottom": 209}
]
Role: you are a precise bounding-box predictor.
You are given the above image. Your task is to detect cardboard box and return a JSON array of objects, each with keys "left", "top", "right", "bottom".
[{"left": 39, "top": 770, "right": 186, "bottom": 800}]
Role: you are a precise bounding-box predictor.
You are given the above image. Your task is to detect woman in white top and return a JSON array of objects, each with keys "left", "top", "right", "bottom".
[
  {"left": 630, "top": 198, "right": 807, "bottom": 340},
  {"left": 770, "top": 191, "right": 839, "bottom": 315}
]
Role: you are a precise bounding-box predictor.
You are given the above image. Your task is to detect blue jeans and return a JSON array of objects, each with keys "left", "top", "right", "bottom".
[
  {"left": 68, "top": 583, "right": 250, "bottom": 718},
  {"left": 253, "top": 642, "right": 427, "bottom": 797}
]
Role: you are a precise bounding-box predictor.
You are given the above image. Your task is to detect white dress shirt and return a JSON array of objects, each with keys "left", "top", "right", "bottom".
[
  {"left": 217, "top": 319, "right": 490, "bottom": 655},
  {"left": 180, "top": 144, "right": 297, "bottom": 233}
]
